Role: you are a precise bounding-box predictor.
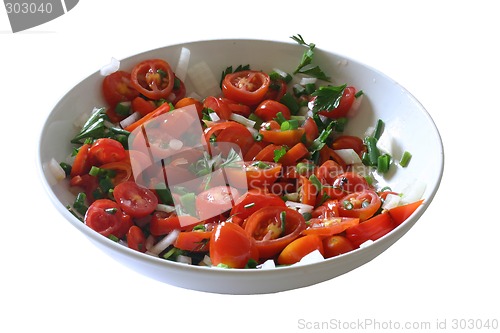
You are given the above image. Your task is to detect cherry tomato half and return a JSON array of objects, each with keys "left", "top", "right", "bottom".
[
  {"left": 323, "top": 235, "right": 354, "bottom": 258},
  {"left": 88, "top": 138, "right": 127, "bottom": 165},
  {"left": 130, "top": 59, "right": 175, "bottom": 100},
  {"left": 245, "top": 161, "right": 282, "bottom": 190},
  {"left": 318, "top": 86, "right": 356, "bottom": 119},
  {"left": 345, "top": 212, "right": 395, "bottom": 248},
  {"left": 102, "top": 70, "right": 139, "bottom": 108},
  {"left": 113, "top": 181, "right": 158, "bottom": 218},
  {"left": 339, "top": 190, "right": 382, "bottom": 221},
  {"left": 230, "top": 189, "right": 286, "bottom": 224},
  {"left": 127, "top": 225, "right": 147, "bottom": 252},
  {"left": 244, "top": 206, "right": 306, "bottom": 259},
  {"left": 302, "top": 217, "right": 359, "bottom": 237},
  {"left": 196, "top": 186, "right": 240, "bottom": 221},
  {"left": 210, "top": 222, "right": 258, "bottom": 268},
  {"left": 85, "top": 199, "right": 132, "bottom": 238},
  {"left": 254, "top": 100, "right": 291, "bottom": 121},
  {"left": 222, "top": 70, "right": 270, "bottom": 106}
]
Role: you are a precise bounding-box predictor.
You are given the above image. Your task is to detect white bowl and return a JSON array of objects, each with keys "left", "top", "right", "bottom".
[{"left": 38, "top": 39, "right": 444, "bottom": 294}]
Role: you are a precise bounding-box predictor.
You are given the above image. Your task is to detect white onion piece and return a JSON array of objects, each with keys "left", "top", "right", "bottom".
[
  {"left": 202, "top": 255, "right": 212, "bottom": 267},
  {"left": 187, "top": 61, "right": 222, "bottom": 97},
  {"left": 334, "top": 148, "right": 362, "bottom": 165},
  {"left": 285, "top": 201, "right": 314, "bottom": 214},
  {"left": 44, "top": 158, "right": 66, "bottom": 185},
  {"left": 208, "top": 112, "right": 220, "bottom": 122},
  {"left": 381, "top": 193, "right": 402, "bottom": 210},
  {"left": 293, "top": 249, "right": 324, "bottom": 266},
  {"left": 100, "top": 57, "right": 120, "bottom": 76},
  {"left": 156, "top": 204, "right": 176, "bottom": 213},
  {"left": 119, "top": 111, "right": 141, "bottom": 129},
  {"left": 176, "top": 255, "right": 192, "bottom": 265},
  {"left": 175, "top": 47, "right": 190, "bottom": 82},
  {"left": 346, "top": 94, "right": 363, "bottom": 118},
  {"left": 400, "top": 179, "right": 426, "bottom": 205},
  {"left": 148, "top": 229, "right": 180, "bottom": 255},
  {"left": 257, "top": 259, "right": 276, "bottom": 270},
  {"left": 299, "top": 77, "right": 317, "bottom": 85},
  {"left": 230, "top": 113, "right": 255, "bottom": 128}
]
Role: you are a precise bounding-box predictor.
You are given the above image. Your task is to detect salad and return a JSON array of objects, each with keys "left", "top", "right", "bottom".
[{"left": 54, "top": 35, "right": 424, "bottom": 269}]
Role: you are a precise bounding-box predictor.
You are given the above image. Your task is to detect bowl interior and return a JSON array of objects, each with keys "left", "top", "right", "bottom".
[{"left": 38, "top": 39, "right": 443, "bottom": 294}]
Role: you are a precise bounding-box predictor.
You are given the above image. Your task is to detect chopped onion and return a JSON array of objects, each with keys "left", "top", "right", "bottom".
[
  {"left": 257, "top": 259, "right": 276, "bottom": 270},
  {"left": 174, "top": 47, "right": 190, "bottom": 82},
  {"left": 100, "top": 57, "right": 120, "bottom": 76},
  {"left": 381, "top": 193, "right": 402, "bottom": 210},
  {"left": 176, "top": 255, "right": 192, "bottom": 265},
  {"left": 285, "top": 201, "right": 314, "bottom": 214},
  {"left": 202, "top": 255, "right": 212, "bottom": 267},
  {"left": 156, "top": 204, "right": 176, "bottom": 213},
  {"left": 44, "top": 158, "right": 66, "bottom": 185},
  {"left": 346, "top": 94, "right": 363, "bottom": 118},
  {"left": 400, "top": 179, "right": 426, "bottom": 205},
  {"left": 293, "top": 249, "right": 324, "bottom": 265},
  {"left": 230, "top": 113, "right": 256, "bottom": 128},
  {"left": 187, "top": 61, "right": 222, "bottom": 97},
  {"left": 334, "top": 148, "right": 363, "bottom": 165},
  {"left": 148, "top": 229, "right": 180, "bottom": 255},
  {"left": 208, "top": 112, "right": 220, "bottom": 122},
  {"left": 299, "top": 77, "right": 317, "bottom": 85},
  {"left": 119, "top": 111, "right": 141, "bottom": 129},
  {"left": 359, "top": 239, "right": 374, "bottom": 248}
]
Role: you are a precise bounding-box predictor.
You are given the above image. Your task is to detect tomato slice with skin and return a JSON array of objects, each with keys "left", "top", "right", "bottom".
[
  {"left": 323, "top": 235, "right": 354, "bottom": 258},
  {"left": 150, "top": 212, "right": 201, "bottom": 236},
  {"left": 84, "top": 199, "right": 132, "bottom": 238},
  {"left": 345, "top": 212, "right": 395, "bottom": 248},
  {"left": 277, "top": 234, "right": 324, "bottom": 265},
  {"left": 302, "top": 217, "right": 359, "bottom": 237},
  {"left": 127, "top": 225, "right": 147, "bottom": 252},
  {"left": 70, "top": 143, "right": 91, "bottom": 178},
  {"left": 130, "top": 59, "right": 175, "bottom": 100},
  {"left": 174, "top": 230, "right": 212, "bottom": 252},
  {"left": 102, "top": 70, "right": 139, "bottom": 108},
  {"left": 318, "top": 86, "right": 356, "bottom": 119},
  {"left": 254, "top": 100, "right": 291, "bottom": 121},
  {"left": 230, "top": 189, "right": 286, "bottom": 223},
  {"left": 113, "top": 181, "right": 158, "bottom": 218},
  {"left": 88, "top": 138, "right": 127, "bottom": 165},
  {"left": 244, "top": 206, "right": 306, "bottom": 259},
  {"left": 196, "top": 186, "right": 240, "bottom": 221},
  {"left": 210, "top": 222, "right": 258, "bottom": 268},
  {"left": 222, "top": 70, "right": 271, "bottom": 106},
  {"left": 245, "top": 161, "right": 282, "bottom": 190},
  {"left": 259, "top": 127, "right": 305, "bottom": 147},
  {"left": 388, "top": 199, "right": 424, "bottom": 226},
  {"left": 338, "top": 190, "right": 382, "bottom": 221}
]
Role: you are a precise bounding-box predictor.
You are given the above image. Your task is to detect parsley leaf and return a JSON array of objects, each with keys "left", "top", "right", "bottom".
[
  {"left": 290, "top": 34, "right": 330, "bottom": 81},
  {"left": 310, "top": 84, "right": 347, "bottom": 114}
]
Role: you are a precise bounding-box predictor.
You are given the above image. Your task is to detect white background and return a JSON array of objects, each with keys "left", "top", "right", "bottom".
[{"left": 1, "top": 1, "right": 499, "bottom": 332}]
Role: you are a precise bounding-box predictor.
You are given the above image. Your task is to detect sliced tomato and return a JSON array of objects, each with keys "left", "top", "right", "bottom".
[
  {"left": 243, "top": 141, "right": 268, "bottom": 161},
  {"left": 222, "top": 70, "right": 270, "bottom": 106},
  {"left": 204, "top": 121, "right": 254, "bottom": 156},
  {"left": 196, "top": 186, "right": 240, "bottom": 221},
  {"left": 278, "top": 142, "right": 309, "bottom": 166},
  {"left": 124, "top": 101, "right": 171, "bottom": 132},
  {"left": 102, "top": 70, "right": 139, "bottom": 108},
  {"left": 244, "top": 161, "right": 282, "bottom": 190},
  {"left": 299, "top": 176, "right": 317, "bottom": 206},
  {"left": 88, "top": 138, "right": 127, "bottom": 165},
  {"left": 315, "top": 160, "right": 344, "bottom": 185},
  {"left": 322, "top": 171, "right": 371, "bottom": 200},
  {"left": 113, "top": 181, "right": 158, "bottom": 218},
  {"left": 263, "top": 78, "right": 287, "bottom": 101},
  {"left": 345, "top": 212, "right": 395, "bottom": 248},
  {"left": 259, "top": 127, "right": 305, "bottom": 147},
  {"left": 130, "top": 59, "right": 175, "bottom": 100},
  {"left": 338, "top": 190, "right": 381, "bottom": 221},
  {"left": 99, "top": 161, "right": 132, "bottom": 185},
  {"left": 174, "top": 230, "right": 212, "bottom": 252},
  {"left": 149, "top": 212, "right": 200, "bottom": 236},
  {"left": 84, "top": 199, "right": 132, "bottom": 238},
  {"left": 70, "top": 143, "right": 91, "bottom": 178},
  {"left": 303, "top": 217, "right": 359, "bottom": 237},
  {"left": 230, "top": 189, "right": 286, "bottom": 223},
  {"left": 318, "top": 86, "right": 356, "bottom": 119},
  {"left": 254, "top": 100, "right": 291, "bottom": 121},
  {"left": 210, "top": 222, "right": 258, "bottom": 268},
  {"left": 323, "top": 235, "right": 354, "bottom": 258},
  {"left": 131, "top": 96, "right": 156, "bottom": 117},
  {"left": 332, "top": 135, "right": 366, "bottom": 156},
  {"left": 244, "top": 206, "right": 306, "bottom": 259},
  {"left": 388, "top": 199, "right": 424, "bottom": 226},
  {"left": 303, "top": 117, "right": 319, "bottom": 146},
  {"left": 311, "top": 199, "right": 340, "bottom": 219},
  {"left": 127, "top": 225, "right": 147, "bottom": 252},
  {"left": 175, "top": 97, "right": 204, "bottom": 119},
  {"left": 252, "top": 144, "right": 282, "bottom": 162},
  {"left": 277, "top": 234, "right": 324, "bottom": 265}
]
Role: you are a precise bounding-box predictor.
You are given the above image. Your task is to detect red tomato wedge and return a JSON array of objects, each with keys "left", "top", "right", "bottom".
[
  {"left": 388, "top": 199, "right": 424, "bottom": 226},
  {"left": 277, "top": 234, "right": 324, "bottom": 265},
  {"left": 222, "top": 70, "right": 270, "bottom": 106},
  {"left": 130, "top": 59, "right": 175, "bottom": 100},
  {"left": 113, "top": 181, "right": 158, "bottom": 218},
  {"left": 244, "top": 206, "right": 306, "bottom": 259},
  {"left": 345, "top": 212, "right": 395, "bottom": 248},
  {"left": 303, "top": 217, "right": 359, "bottom": 237},
  {"left": 210, "top": 222, "right": 258, "bottom": 268}
]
